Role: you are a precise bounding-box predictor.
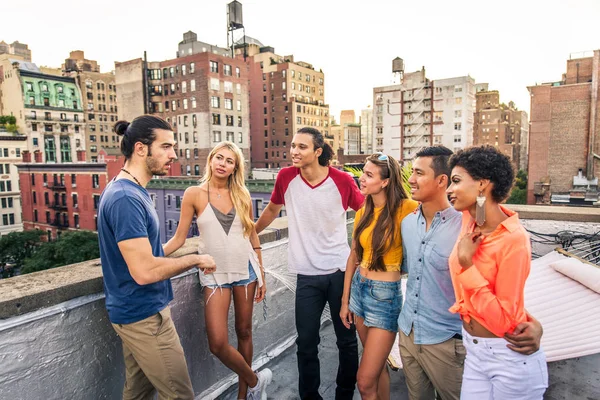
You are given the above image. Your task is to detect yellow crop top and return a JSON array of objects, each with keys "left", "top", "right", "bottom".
[{"left": 353, "top": 199, "right": 419, "bottom": 272}]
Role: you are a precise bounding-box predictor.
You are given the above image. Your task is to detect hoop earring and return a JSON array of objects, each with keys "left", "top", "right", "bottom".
[{"left": 476, "top": 191, "right": 486, "bottom": 226}]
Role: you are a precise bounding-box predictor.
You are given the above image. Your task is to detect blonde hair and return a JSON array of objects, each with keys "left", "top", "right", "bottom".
[{"left": 201, "top": 141, "right": 254, "bottom": 237}]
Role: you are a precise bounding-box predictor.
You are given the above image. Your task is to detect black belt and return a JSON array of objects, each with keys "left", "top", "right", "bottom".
[{"left": 452, "top": 333, "right": 463, "bottom": 340}]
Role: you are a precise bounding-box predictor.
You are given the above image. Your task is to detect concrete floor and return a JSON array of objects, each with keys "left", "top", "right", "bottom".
[{"left": 219, "top": 321, "right": 410, "bottom": 400}]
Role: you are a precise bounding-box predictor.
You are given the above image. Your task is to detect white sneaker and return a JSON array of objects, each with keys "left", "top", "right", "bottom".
[{"left": 246, "top": 368, "right": 273, "bottom": 400}]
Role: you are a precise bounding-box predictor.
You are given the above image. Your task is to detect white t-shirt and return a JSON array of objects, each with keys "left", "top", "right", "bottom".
[{"left": 271, "top": 166, "right": 364, "bottom": 276}]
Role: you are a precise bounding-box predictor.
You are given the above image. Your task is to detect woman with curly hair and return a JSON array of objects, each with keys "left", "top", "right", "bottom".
[
  {"left": 340, "top": 153, "right": 418, "bottom": 400},
  {"left": 446, "top": 146, "right": 548, "bottom": 399}
]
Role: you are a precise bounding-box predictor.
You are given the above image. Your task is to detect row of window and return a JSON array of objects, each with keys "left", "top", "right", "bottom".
[
  {"left": 211, "top": 114, "right": 243, "bottom": 127},
  {"left": 25, "top": 82, "right": 77, "bottom": 96},
  {"left": 30, "top": 173, "right": 100, "bottom": 189},
  {"left": 29, "top": 96, "right": 78, "bottom": 109},
  {"left": 0, "top": 181, "right": 13, "bottom": 192},
  {"left": 264, "top": 151, "right": 287, "bottom": 160},
  {"left": 32, "top": 210, "right": 83, "bottom": 228},
  {"left": 1, "top": 213, "right": 15, "bottom": 226},
  {"left": 212, "top": 131, "right": 244, "bottom": 144},
  {"left": 85, "top": 81, "right": 115, "bottom": 92},
  {"left": 264, "top": 128, "right": 290, "bottom": 137},
  {"left": 0, "top": 197, "right": 15, "bottom": 208},
  {"left": 0, "top": 148, "right": 15, "bottom": 158}
]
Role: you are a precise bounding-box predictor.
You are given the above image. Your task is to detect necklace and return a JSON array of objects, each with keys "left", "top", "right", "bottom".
[
  {"left": 121, "top": 168, "right": 142, "bottom": 186},
  {"left": 209, "top": 183, "right": 226, "bottom": 199}
]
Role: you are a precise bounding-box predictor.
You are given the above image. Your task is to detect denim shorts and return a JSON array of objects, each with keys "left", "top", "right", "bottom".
[
  {"left": 349, "top": 269, "right": 402, "bottom": 332},
  {"left": 202, "top": 262, "right": 257, "bottom": 289}
]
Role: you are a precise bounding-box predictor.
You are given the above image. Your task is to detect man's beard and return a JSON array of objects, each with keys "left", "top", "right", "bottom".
[{"left": 146, "top": 156, "right": 169, "bottom": 176}]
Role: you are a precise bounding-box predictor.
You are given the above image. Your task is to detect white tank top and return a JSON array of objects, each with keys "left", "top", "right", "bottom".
[{"left": 196, "top": 203, "right": 262, "bottom": 287}]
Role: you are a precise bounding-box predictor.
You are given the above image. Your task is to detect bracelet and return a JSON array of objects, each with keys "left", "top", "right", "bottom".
[{"left": 253, "top": 246, "right": 262, "bottom": 250}]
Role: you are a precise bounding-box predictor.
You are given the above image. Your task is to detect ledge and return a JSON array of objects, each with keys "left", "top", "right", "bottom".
[
  {"left": 0, "top": 223, "right": 289, "bottom": 320},
  {"left": 506, "top": 204, "right": 600, "bottom": 223},
  {"left": 0, "top": 205, "right": 594, "bottom": 319}
]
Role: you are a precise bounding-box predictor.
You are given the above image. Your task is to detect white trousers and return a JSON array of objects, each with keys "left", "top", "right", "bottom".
[{"left": 461, "top": 328, "right": 548, "bottom": 400}]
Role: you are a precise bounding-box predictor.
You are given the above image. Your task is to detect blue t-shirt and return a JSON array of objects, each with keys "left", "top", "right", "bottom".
[{"left": 97, "top": 179, "right": 173, "bottom": 324}]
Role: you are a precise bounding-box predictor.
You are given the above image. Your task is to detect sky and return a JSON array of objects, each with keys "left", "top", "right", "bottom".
[{"left": 3, "top": 0, "right": 599, "bottom": 120}]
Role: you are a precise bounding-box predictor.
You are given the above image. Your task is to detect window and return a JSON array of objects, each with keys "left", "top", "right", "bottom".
[
  {"left": 92, "top": 174, "right": 100, "bottom": 188},
  {"left": 212, "top": 114, "right": 221, "bottom": 125},
  {"left": 238, "top": 132, "right": 243, "bottom": 143},
  {"left": 211, "top": 96, "right": 221, "bottom": 108},
  {"left": 237, "top": 116, "right": 242, "bottom": 127},
  {"left": 182, "top": 81, "right": 187, "bottom": 93},
  {"left": 213, "top": 131, "right": 222, "bottom": 142},
  {"left": 183, "top": 99, "right": 188, "bottom": 109},
  {"left": 224, "top": 81, "right": 233, "bottom": 93},
  {"left": 227, "top": 132, "right": 234, "bottom": 142},
  {"left": 454, "top": 110, "right": 462, "bottom": 118},
  {"left": 224, "top": 98, "right": 233, "bottom": 110},
  {"left": 454, "top": 123, "right": 462, "bottom": 131},
  {"left": 210, "top": 78, "right": 220, "bottom": 91},
  {"left": 190, "top": 63, "right": 195, "bottom": 73},
  {"left": 454, "top": 86, "right": 463, "bottom": 92},
  {"left": 210, "top": 61, "right": 219, "bottom": 73},
  {"left": 455, "top": 97, "right": 462, "bottom": 104},
  {"left": 236, "top": 83, "right": 241, "bottom": 95},
  {"left": 73, "top": 194, "right": 78, "bottom": 208},
  {"left": 181, "top": 65, "right": 186, "bottom": 76},
  {"left": 235, "top": 67, "right": 240, "bottom": 77},
  {"left": 226, "top": 115, "right": 234, "bottom": 126},
  {"left": 60, "top": 137, "right": 72, "bottom": 162},
  {"left": 282, "top": 82, "right": 286, "bottom": 90},
  {"left": 191, "top": 80, "right": 196, "bottom": 91},
  {"left": 44, "top": 136, "right": 56, "bottom": 162},
  {"left": 93, "top": 195, "right": 100, "bottom": 210},
  {"left": 224, "top": 64, "right": 232, "bottom": 76}
]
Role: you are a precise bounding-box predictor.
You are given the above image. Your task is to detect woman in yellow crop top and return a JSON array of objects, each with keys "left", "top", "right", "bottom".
[{"left": 340, "top": 153, "right": 418, "bottom": 400}]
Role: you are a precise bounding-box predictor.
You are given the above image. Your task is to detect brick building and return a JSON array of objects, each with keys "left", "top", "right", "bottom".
[
  {"left": 17, "top": 161, "right": 116, "bottom": 240},
  {"left": 237, "top": 37, "right": 330, "bottom": 169},
  {"left": 473, "top": 90, "right": 529, "bottom": 171},
  {"left": 115, "top": 31, "right": 250, "bottom": 177},
  {"left": 527, "top": 50, "right": 600, "bottom": 205},
  {"left": 0, "top": 133, "right": 27, "bottom": 236}
]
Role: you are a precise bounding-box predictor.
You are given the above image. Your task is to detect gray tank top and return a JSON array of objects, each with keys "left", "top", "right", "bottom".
[{"left": 208, "top": 187, "right": 236, "bottom": 235}]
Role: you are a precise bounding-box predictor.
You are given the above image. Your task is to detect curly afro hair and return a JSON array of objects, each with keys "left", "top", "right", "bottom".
[{"left": 449, "top": 145, "right": 515, "bottom": 203}]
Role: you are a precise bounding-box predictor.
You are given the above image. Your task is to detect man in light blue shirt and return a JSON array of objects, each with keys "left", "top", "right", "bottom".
[{"left": 398, "top": 146, "right": 543, "bottom": 400}]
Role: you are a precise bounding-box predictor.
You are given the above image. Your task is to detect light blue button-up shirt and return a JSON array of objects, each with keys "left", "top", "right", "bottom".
[{"left": 398, "top": 205, "right": 462, "bottom": 344}]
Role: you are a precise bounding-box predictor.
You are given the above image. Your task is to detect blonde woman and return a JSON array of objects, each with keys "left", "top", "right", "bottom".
[{"left": 164, "top": 142, "right": 271, "bottom": 400}]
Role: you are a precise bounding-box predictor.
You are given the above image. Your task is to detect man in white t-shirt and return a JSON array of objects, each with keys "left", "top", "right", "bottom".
[{"left": 256, "top": 127, "right": 364, "bottom": 400}]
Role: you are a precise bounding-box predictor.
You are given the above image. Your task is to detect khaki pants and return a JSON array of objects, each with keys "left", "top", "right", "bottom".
[
  {"left": 112, "top": 307, "right": 194, "bottom": 400},
  {"left": 399, "top": 329, "right": 465, "bottom": 400}
]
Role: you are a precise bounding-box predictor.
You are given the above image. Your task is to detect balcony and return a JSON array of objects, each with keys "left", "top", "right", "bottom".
[
  {"left": 48, "top": 182, "right": 67, "bottom": 191},
  {"left": 49, "top": 202, "right": 68, "bottom": 211},
  {"left": 0, "top": 207, "right": 599, "bottom": 399},
  {"left": 50, "top": 218, "right": 69, "bottom": 228}
]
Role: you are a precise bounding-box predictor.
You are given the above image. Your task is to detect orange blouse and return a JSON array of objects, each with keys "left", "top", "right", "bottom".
[{"left": 448, "top": 205, "right": 531, "bottom": 337}]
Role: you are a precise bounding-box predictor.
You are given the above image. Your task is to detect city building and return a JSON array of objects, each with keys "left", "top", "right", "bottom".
[
  {"left": 473, "top": 89, "right": 529, "bottom": 171},
  {"left": 17, "top": 160, "right": 116, "bottom": 241},
  {"left": 343, "top": 124, "right": 363, "bottom": 155},
  {"left": 115, "top": 31, "right": 250, "bottom": 176},
  {"left": 0, "top": 40, "right": 32, "bottom": 61},
  {"left": 63, "top": 51, "right": 119, "bottom": 162},
  {"left": 146, "top": 177, "right": 276, "bottom": 243},
  {"left": 0, "top": 56, "right": 85, "bottom": 164},
  {"left": 237, "top": 37, "right": 329, "bottom": 169},
  {"left": 330, "top": 120, "right": 342, "bottom": 157},
  {"left": 360, "top": 108, "right": 373, "bottom": 155},
  {"left": 373, "top": 59, "right": 483, "bottom": 162},
  {"left": 527, "top": 50, "right": 600, "bottom": 205},
  {"left": 0, "top": 132, "right": 27, "bottom": 236}
]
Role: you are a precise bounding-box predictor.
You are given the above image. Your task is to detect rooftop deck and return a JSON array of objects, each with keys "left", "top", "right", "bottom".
[{"left": 0, "top": 205, "right": 599, "bottom": 399}]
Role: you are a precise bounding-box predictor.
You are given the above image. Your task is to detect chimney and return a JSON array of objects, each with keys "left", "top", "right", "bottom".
[
  {"left": 33, "top": 150, "right": 42, "bottom": 163},
  {"left": 77, "top": 150, "right": 86, "bottom": 162},
  {"left": 22, "top": 150, "right": 31, "bottom": 163}
]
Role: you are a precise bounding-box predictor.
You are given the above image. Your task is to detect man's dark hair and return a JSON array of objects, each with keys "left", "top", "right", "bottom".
[
  {"left": 415, "top": 146, "right": 453, "bottom": 180},
  {"left": 114, "top": 115, "right": 172, "bottom": 159},
  {"left": 296, "top": 127, "right": 334, "bottom": 166},
  {"left": 449, "top": 145, "right": 515, "bottom": 203}
]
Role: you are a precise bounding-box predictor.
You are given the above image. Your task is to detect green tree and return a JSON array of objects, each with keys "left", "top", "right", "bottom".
[
  {"left": 21, "top": 231, "right": 100, "bottom": 275},
  {"left": 6, "top": 115, "right": 16, "bottom": 125},
  {"left": 0, "top": 116, "right": 7, "bottom": 125},
  {"left": 344, "top": 161, "right": 413, "bottom": 198},
  {"left": 0, "top": 230, "right": 44, "bottom": 278},
  {"left": 507, "top": 169, "right": 528, "bottom": 204}
]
